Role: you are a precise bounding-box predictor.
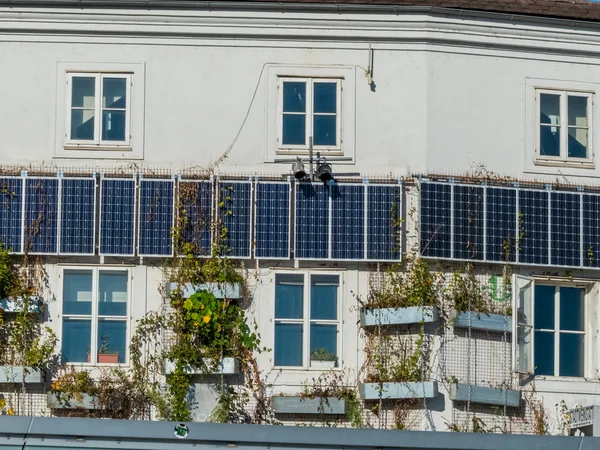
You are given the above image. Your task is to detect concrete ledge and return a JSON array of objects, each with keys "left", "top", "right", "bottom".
[
  {"left": 451, "top": 310, "right": 512, "bottom": 333},
  {"left": 166, "top": 282, "right": 241, "bottom": 299},
  {"left": 360, "top": 381, "right": 438, "bottom": 400},
  {"left": 0, "top": 366, "right": 42, "bottom": 383},
  {"left": 164, "top": 357, "right": 239, "bottom": 375},
  {"left": 449, "top": 383, "right": 521, "bottom": 407},
  {"left": 272, "top": 396, "right": 346, "bottom": 415},
  {"left": 361, "top": 306, "right": 439, "bottom": 327}
]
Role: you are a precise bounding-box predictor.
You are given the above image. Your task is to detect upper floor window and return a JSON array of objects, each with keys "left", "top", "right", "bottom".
[
  {"left": 61, "top": 267, "right": 129, "bottom": 365},
  {"left": 274, "top": 272, "right": 340, "bottom": 369},
  {"left": 536, "top": 89, "right": 592, "bottom": 164},
  {"left": 279, "top": 78, "right": 341, "bottom": 152},
  {"left": 66, "top": 73, "right": 131, "bottom": 147}
]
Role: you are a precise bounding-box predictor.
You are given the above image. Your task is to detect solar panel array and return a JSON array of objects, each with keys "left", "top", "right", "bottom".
[
  {"left": 60, "top": 178, "right": 96, "bottom": 255},
  {"left": 0, "top": 177, "right": 24, "bottom": 253},
  {"left": 138, "top": 179, "right": 174, "bottom": 257},
  {"left": 99, "top": 177, "right": 136, "bottom": 256},
  {"left": 24, "top": 178, "right": 59, "bottom": 254},
  {"left": 217, "top": 181, "right": 252, "bottom": 258},
  {"left": 255, "top": 182, "right": 291, "bottom": 259},
  {"left": 178, "top": 180, "right": 213, "bottom": 257},
  {"left": 420, "top": 180, "right": 600, "bottom": 269}
]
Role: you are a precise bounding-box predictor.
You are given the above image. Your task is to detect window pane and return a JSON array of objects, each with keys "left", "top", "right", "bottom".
[
  {"left": 63, "top": 270, "right": 93, "bottom": 315},
  {"left": 62, "top": 319, "right": 91, "bottom": 363},
  {"left": 98, "top": 320, "right": 126, "bottom": 364},
  {"left": 310, "top": 324, "right": 337, "bottom": 363},
  {"left": 534, "top": 330, "right": 554, "bottom": 375},
  {"left": 568, "top": 127, "right": 588, "bottom": 159},
  {"left": 275, "top": 274, "right": 303, "bottom": 319},
  {"left": 539, "top": 125, "right": 560, "bottom": 157},
  {"left": 516, "top": 324, "right": 533, "bottom": 373},
  {"left": 313, "top": 82, "right": 337, "bottom": 113},
  {"left": 568, "top": 96, "right": 587, "bottom": 127},
  {"left": 540, "top": 93, "right": 561, "bottom": 125},
  {"left": 534, "top": 285, "right": 555, "bottom": 329},
  {"left": 310, "top": 275, "right": 338, "bottom": 320},
  {"left": 282, "top": 81, "right": 306, "bottom": 113},
  {"left": 103, "top": 78, "right": 127, "bottom": 109},
  {"left": 282, "top": 114, "right": 306, "bottom": 146},
  {"left": 71, "top": 109, "right": 95, "bottom": 141},
  {"left": 313, "top": 115, "right": 337, "bottom": 146},
  {"left": 98, "top": 271, "right": 128, "bottom": 316},
  {"left": 560, "top": 287, "right": 584, "bottom": 331},
  {"left": 101, "top": 110, "right": 126, "bottom": 142},
  {"left": 274, "top": 323, "right": 302, "bottom": 366},
  {"left": 560, "top": 333, "right": 584, "bottom": 377},
  {"left": 72, "top": 77, "right": 95, "bottom": 108}
]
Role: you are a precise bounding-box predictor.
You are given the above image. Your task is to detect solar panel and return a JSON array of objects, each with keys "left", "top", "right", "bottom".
[
  {"left": 295, "top": 182, "right": 329, "bottom": 259},
  {"left": 551, "top": 192, "right": 581, "bottom": 267},
  {"left": 99, "top": 177, "right": 136, "bottom": 256},
  {"left": 216, "top": 181, "right": 252, "bottom": 258},
  {"left": 583, "top": 193, "right": 600, "bottom": 268},
  {"left": 178, "top": 180, "right": 213, "bottom": 257},
  {"left": 60, "top": 177, "right": 96, "bottom": 255},
  {"left": 453, "top": 184, "right": 484, "bottom": 260},
  {"left": 517, "top": 189, "right": 549, "bottom": 265},
  {"left": 420, "top": 182, "right": 451, "bottom": 258},
  {"left": 255, "top": 181, "right": 291, "bottom": 259},
  {"left": 366, "top": 184, "right": 402, "bottom": 261},
  {"left": 0, "top": 177, "right": 23, "bottom": 253},
  {"left": 137, "top": 179, "right": 174, "bottom": 257},
  {"left": 486, "top": 187, "right": 517, "bottom": 262},
  {"left": 24, "top": 177, "right": 59, "bottom": 254},
  {"left": 331, "top": 184, "right": 365, "bottom": 260}
]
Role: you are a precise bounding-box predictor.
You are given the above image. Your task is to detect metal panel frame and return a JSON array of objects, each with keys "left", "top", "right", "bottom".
[
  {"left": 98, "top": 174, "right": 137, "bottom": 257},
  {"left": 254, "top": 180, "right": 292, "bottom": 260},
  {"left": 58, "top": 175, "right": 97, "bottom": 256},
  {"left": 137, "top": 176, "right": 175, "bottom": 258}
]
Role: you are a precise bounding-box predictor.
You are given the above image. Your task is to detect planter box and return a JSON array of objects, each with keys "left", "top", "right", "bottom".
[
  {"left": 164, "top": 357, "right": 239, "bottom": 376},
  {"left": 452, "top": 311, "right": 512, "bottom": 333},
  {"left": 166, "top": 282, "right": 241, "bottom": 300},
  {"left": 0, "top": 296, "right": 41, "bottom": 313},
  {"left": 47, "top": 392, "right": 98, "bottom": 410},
  {"left": 310, "top": 360, "right": 336, "bottom": 370},
  {"left": 88, "top": 354, "right": 120, "bottom": 364},
  {"left": 272, "top": 396, "right": 346, "bottom": 415},
  {"left": 449, "top": 383, "right": 521, "bottom": 408},
  {"left": 0, "top": 366, "right": 42, "bottom": 384},
  {"left": 360, "top": 381, "right": 438, "bottom": 400},
  {"left": 361, "top": 306, "right": 439, "bottom": 327}
]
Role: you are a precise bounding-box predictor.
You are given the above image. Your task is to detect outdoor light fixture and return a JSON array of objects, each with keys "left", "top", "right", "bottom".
[
  {"left": 315, "top": 162, "right": 333, "bottom": 183},
  {"left": 292, "top": 158, "right": 307, "bottom": 180}
]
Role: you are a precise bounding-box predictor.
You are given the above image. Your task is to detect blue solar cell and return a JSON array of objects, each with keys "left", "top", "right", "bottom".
[
  {"left": 178, "top": 181, "right": 213, "bottom": 257},
  {"left": 255, "top": 182, "right": 290, "bottom": 259},
  {"left": 99, "top": 178, "right": 136, "bottom": 256},
  {"left": 24, "top": 177, "right": 59, "bottom": 254},
  {"left": 518, "top": 189, "right": 549, "bottom": 265},
  {"left": 295, "top": 183, "right": 329, "bottom": 259},
  {"left": 583, "top": 194, "right": 600, "bottom": 268},
  {"left": 217, "top": 181, "right": 252, "bottom": 258},
  {"left": 486, "top": 187, "right": 517, "bottom": 262},
  {"left": 0, "top": 177, "right": 23, "bottom": 253},
  {"left": 138, "top": 179, "right": 174, "bottom": 257},
  {"left": 420, "top": 182, "right": 451, "bottom": 258},
  {"left": 551, "top": 192, "right": 581, "bottom": 267},
  {"left": 367, "top": 184, "right": 401, "bottom": 261},
  {"left": 453, "top": 185, "right": 484, "bottom": 260},
  {"left": 332, "top": 184, "right": 365, "bottom": 260},
  {"left": 60, "top": 178, "right": 96, "bottom": 255}
]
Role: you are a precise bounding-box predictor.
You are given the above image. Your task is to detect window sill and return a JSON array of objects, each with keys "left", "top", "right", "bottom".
[
  {"left": 273, "top": 366, "right": 343, "bottom": 372},
  {"left": 533, "top": 377, "right": 600, "bottom": 394},
  {"left": 533, "top": 159, "right": 595, "bottom": 170},
  {"left": 64, "top": 145, "right": 132, "bottom": 152}
]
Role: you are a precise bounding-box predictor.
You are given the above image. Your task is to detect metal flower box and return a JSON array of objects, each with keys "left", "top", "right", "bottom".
[
  {"left": 360, "top": 381, "right": 438, "bottom": 400},
  {"left": 271, "top": 396, "right": 346, "bottom": 415},
  {"left": 360, "top": 306, "right": 439, "bottom": 327},
  {"left": 47, "top": 392, "right": 98, "bottom": 409},
  {"left": 0, "top": 366, "right": 42, "bottom": 383},
  {"left": 164, "top": 357, "right": 240, "bottom": 376},
  {"left": 0, "top": 296, "right": 41, "bottom": 313},
  {"left": 449, "top": 383, "right": 521, "bottom": 407},
  {"left": 451, "top": 311, "right": 512, "bottom": 333},
  {"left": 166, "top": 282, "right": 241, "bottom": 300}
]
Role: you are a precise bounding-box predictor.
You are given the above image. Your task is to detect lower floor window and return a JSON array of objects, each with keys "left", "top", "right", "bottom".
[
  {"left": 274, "top": 272, "right": 340, "bottom": 368},
  {"left": 61, "top": 268, "right": 129, "bottom": 364}
]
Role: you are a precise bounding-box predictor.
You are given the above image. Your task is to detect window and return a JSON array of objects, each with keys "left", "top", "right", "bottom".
[
  {"left": 274, "top": 273, "right": 340, "bottom": 368},
  {"left": 536, "top": 89, "right": 592, "bottom": 164},
  {"left": 279, "top": 78, "right": 341, "bottom": 152},
  {"left": 66, "top": 73, "right": 131, "bottom": 146},
  {"left": 61, "top": 268, "right": 129, "bottom": 365},
  {"left": 514, "top": 275, "right": 587, "bottom": 377}
]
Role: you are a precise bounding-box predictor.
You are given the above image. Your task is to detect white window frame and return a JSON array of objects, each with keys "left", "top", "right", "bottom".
[
  {"left": 534, "top": 88, "right": 594, "bottom": 166},
  {"left": 277, "top": 77, "right": 342, "bottom": 153},
  {"left": 60, "top": 266, "right": 131, "bottom": 366},
  {"left": 66, "top": 73, "right": 131, "bottom": 148},
  {"left": 513, "top": 274, "right": 592, "bottom": 379},
  {"left": 273, "top": 271, "right": 342, "bottom": 370}
]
